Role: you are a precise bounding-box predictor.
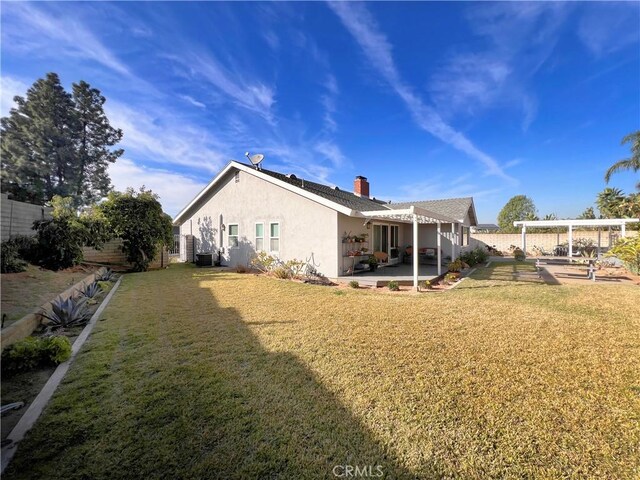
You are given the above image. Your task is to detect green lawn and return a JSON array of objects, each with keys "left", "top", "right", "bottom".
[{"left": 5, "top": 263, "right": 640, "bottom": 479}]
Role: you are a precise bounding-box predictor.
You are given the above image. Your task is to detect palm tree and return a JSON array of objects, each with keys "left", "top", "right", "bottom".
[
  {"left": 596, "top": 187, "right": 625, "bottom": 218},
  {"left": 605, "top": 130, "right": 640, "bottom": 190}
]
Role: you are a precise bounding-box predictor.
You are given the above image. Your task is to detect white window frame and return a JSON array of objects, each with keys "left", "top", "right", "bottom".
[
  {"left": 255, "top": 222, "right": 264, "bottom": 252},
  {"left": 269, "top": 222, "right": 280, "bottom": 253},
  {"left": 228, "top": 224, "right": 239, "bottom": 248}
]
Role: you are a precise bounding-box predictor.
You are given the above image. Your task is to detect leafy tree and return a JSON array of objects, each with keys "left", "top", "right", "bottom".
[
  {"left": 497, "top": 195, "right": 537, "bottom": 233},
  {"left": 596, "top": 187, "right": 625, "bottom": 218},
  {"left": 577, "top": 207, "right": 597, "bottom": 219},
  {"left": 0, "top": 73, "right": 123, "bottom": 206},
  {"left": 32, "top": 196, "right": 111, "bottom": 271},
  {"left": 99, "top": 188, "right": 173, "bottom": 272},
  {"left": 605, "top": 131, "right": 640, "bottom": 190},
  {"left": 607, "top": 235, "right": 640, "bottom": 274}
]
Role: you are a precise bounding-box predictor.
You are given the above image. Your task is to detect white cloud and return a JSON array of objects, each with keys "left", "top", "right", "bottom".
[
  {"left": 313, "top": 140, "right": 347, "bottom": 168},
  {"left": 2, "top": 3, "right": 131, "bottom": 77},
  {"left": 385, "top": 175, "right": 503, "bottom": 204},
  {"left": 106, "top": 101, "right": 228, "bottom": 173},
  {"left": 109, "top": 158, "right": 207, "bottom": 217},
  {"left": 0, "top": 76, "right": 29, "bottom": 117},
  {"left": 179, "top": 95, "right": 206, "bottom": 109},
  {"left": 167, "top": 51, "right": 275, "bottom": 120},
  {"left": 329, "top": 2, "right": 515, "bottom": 183},
  {"left": 578, "top": 3, "right": 640, "bottom": 57},
  {"left": 321, "top": 74, "right": 339, "bottom": 133}
]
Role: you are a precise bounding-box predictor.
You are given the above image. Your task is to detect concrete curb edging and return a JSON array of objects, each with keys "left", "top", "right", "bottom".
[
  {"left": 1, "top": 267, "right": 108, "bottom": 350},
  {"left": 0, "top": 276, "right": 123, "bottom": 474}
]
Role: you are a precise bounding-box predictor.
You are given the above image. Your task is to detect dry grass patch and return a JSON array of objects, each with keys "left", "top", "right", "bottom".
[{"left": 5, "top": 264, "right": 640, "bottom": 479}]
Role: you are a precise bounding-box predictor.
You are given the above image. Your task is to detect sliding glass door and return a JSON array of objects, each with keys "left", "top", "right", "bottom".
[{"left": 373, "top": 224, "right": 400, "bottom": 264}]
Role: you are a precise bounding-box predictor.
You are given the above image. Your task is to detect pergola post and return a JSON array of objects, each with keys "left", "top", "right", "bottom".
[
  {"left": 413, "top": 214, "right": 419, "bottom": 291},
  {"left": 597, "top": 228, "right": 601, "bottom": 259},
  {"left": 451, "top": 222, "right": 456, "bottom": 260},
  {"left": 568, "top": 225, "right": 573, "bottom": 258},
  {"left": 437, "top": 221, "right": 442, "bottom": 276},
  {"left": 622, "top": 223, "right": 626, "bottom": 237},
  {"left": 521, "top": 224, "right": 526, "bottom": 259}
]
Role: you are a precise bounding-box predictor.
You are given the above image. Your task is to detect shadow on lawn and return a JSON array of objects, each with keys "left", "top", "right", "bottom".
[{"left": 4, "top": 266, "right": 423, "bottom": 479}]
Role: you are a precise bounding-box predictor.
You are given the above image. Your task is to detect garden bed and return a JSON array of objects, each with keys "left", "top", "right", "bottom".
[
  {"left": 1, "top": 265, "right": 96, "bottom": 328},
  {"left": 1, "top": 275, "right": 119, "bottom": 444}
]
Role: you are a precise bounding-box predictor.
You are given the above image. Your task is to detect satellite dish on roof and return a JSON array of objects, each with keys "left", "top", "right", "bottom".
[{"left": 245, "top": 152, "right": 264, "bottom": 170}]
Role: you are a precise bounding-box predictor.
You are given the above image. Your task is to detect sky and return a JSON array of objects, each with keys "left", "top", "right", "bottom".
[{"left": 1, "top": 1, "right": 639, "bottom": 222}]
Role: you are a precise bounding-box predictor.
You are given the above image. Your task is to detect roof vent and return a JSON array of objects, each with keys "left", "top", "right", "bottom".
[
  {"left": 286, "top": 173, "right": 297, "bottom": 179},
  {"left": 334, "top": 186, "right": 340, "bottom": 191}
]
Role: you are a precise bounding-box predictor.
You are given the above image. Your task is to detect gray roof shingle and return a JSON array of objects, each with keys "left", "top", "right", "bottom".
[
  {"left": 243, "top": 164, "right": 477, "bottom": 225},
  {"left": 254, "top": 166, "right": 390, "bottom": 212},
  {"left": 389, "top": 197, "right": 477, "bottom": 224}
]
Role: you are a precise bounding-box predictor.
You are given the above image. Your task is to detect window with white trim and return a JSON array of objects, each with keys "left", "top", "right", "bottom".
[
  {"left": 228, "top": 224, "right": 239, "bottom": 247},
  {"left": 255, "top": 223, "right": 264, "bottom": 251},
  {"left": 269, "top": 222, "right": 280, "bottom": 252}
]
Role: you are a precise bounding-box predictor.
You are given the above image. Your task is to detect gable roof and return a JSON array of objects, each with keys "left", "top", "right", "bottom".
[
  {"left": 389, "top": 197, "right": 478, "bottom": 225},
  {"left": 256, "top": 166, "right": 389, "bottom": 212},
  {"left": 173, "top": 161, "right": 477, "bottom": 226}
]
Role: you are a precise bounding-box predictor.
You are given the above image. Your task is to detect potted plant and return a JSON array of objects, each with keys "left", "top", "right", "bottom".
[{"left": 367, "top": 255, "right": 379, "bottom": 272}]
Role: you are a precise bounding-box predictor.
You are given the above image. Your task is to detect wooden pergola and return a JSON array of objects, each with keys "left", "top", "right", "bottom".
[{"left": 513, "top": 218, "right": 640, "bottom": 258}]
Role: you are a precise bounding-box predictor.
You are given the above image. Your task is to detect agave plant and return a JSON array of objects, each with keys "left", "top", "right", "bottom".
[
  {"left": 97, "top": 268, "right": 116, "bottom": 282},
  {"left": 81, "top": 281, "right": 102, "bottom": 299},
  {"left": 41, "top": 296, "right": 91, "bottom": 329}
]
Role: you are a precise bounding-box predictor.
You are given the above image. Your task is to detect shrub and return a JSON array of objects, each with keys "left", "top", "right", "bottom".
[
  {"left": 513, "top": 247, "right": 526, "bottom": 261},
  {"left": 251, "top": 251, "right": 277, "bottom": 273},
  {"left": 349, "top": 280, "right": 359, "bottom": 289},
  {"left": 1, "top": 335, "right": 71, "bottom": 375},
  {"left": 1, "top": 337, "right": 41, "bottom": 374},
  {"left": 41, "top": 296, "right": 91, "bottom": 329},
  {"left": 41, "top": 336, "right": 72, "bottom": 364},
  {"left": 387, "top": 280, "right": 400, "bottom": 291},
  {"left": 284, "top": 259, "right": 306, "bottom": 278},
  {"left": 7, "top": 235, "right": 38, "bottom": 263},
  {"left": 447, "top": 259, "right": 465, "bottom": 272},
  {"left": 422, "top": 280, "right": 433, "bottom": 290},
  {"left": 272, "top": 266, "right": 291, "bottom": 279},
  {"left": 459, "top": 247, "right": 489, "bottom": 266},
  {"left": 1, "top": 241, "right": 27, "bottom": 273},
  {"left": 445, "top": 273, "right": 458, "bottom": 284},
  {"left": 607, "top": 236, "right": 640, "bottom": 274}
]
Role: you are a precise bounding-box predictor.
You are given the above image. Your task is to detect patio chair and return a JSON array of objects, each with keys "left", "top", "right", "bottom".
[{"left": 373, "top": 251, "right": 388, "bottom": 263}]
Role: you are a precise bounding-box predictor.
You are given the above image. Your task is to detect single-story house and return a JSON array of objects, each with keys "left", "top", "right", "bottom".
[{"left": 173, "top": 161, "right": 478, "bottom": 287}]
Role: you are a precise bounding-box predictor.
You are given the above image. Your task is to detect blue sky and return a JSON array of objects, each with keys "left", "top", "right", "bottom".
[{"left": 1, "top": 2, "right": 639, "bottom": 222}]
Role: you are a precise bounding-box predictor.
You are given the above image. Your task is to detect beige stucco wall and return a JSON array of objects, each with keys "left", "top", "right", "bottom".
[{"left": 178, "top": 169, "right": 340, "bottom": 277}]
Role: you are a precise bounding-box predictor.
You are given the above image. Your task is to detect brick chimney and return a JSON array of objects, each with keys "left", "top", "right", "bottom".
[{"left": 354, "top": 176, "right": 370, "bottom": 198}]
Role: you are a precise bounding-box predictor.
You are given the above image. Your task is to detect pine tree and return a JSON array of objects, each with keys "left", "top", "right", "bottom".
[
  {"left": 0, "top": 73, "right": 123, "bottom": 206},
  {"left": 71, "top": 81, "right": 123, "bottom": 205},
  {"left": 1, "top": 73, "right": 76, "bottom": 203}
]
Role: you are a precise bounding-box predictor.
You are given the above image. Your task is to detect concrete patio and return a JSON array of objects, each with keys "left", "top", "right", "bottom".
[{"left": 336, "top": 263, "right": 443, "bottom": 287}]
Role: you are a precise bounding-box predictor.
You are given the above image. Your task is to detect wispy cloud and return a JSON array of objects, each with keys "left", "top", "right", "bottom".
[
  {"left": 320, "top": 74, "right": 339, "bottom": 133},
  {"left": 179, "top": 95, "right": 206, "bottom": 109},
  {"left": 166, "top": 51, "right": 275, "bottom": 121},
  {"left": 106, "top": 101, "right": 228, "bottom": 173},
  {"left": 2, "top": 2, "right": 131, "bottom": 77},
  {"left": 329, "top": 2, "right": 515, "bottom": 183},
  {"left": 313, "top": 140, "right": 347, "bottom": 168},
  {"left": 0, "top": 75, "right": 29, "bottom": 117},
  {"left": 430, "top": 3, "right": 568, "bottom": 132},
  {"left": 385, "top": 174, "right": 503, "bottom": 203},
  {"left": 109, "top": 159, "right": 207, "bottom": 217},
  {"left": 578, "top": 2, "right": 640, "bottom": 57}
]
